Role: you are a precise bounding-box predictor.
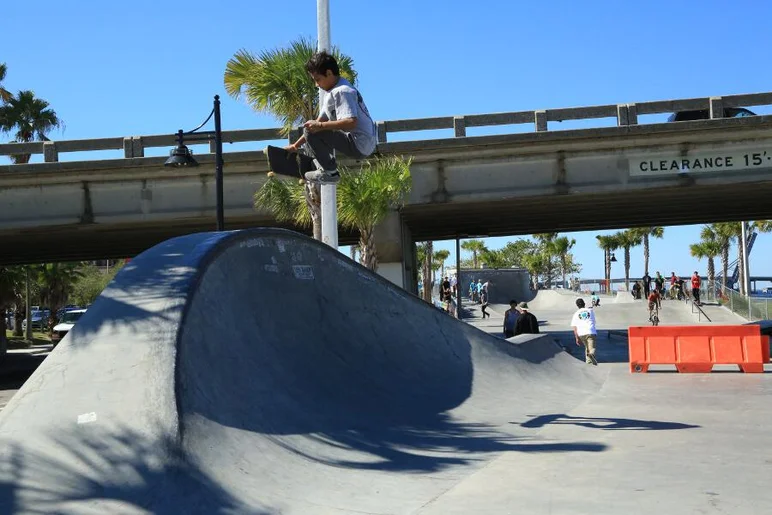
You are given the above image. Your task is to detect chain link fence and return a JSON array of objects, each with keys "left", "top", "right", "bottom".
[{"left": 705, "top": 280, "right": 771, "bottom": 321}]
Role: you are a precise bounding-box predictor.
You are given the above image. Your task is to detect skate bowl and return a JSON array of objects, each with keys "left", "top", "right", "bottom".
[{"left": 0, "top": 229, "right": 605, "bottom": 514}]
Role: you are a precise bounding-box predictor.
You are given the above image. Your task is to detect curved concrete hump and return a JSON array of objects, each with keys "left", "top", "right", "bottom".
[{"left": 0, "top": 228, "right": 602, "bottom": 514}]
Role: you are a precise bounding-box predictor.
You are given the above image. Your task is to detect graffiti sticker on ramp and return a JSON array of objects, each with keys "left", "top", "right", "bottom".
[{"left": 292, "top": 265, "right": 314, "bottom": 280}]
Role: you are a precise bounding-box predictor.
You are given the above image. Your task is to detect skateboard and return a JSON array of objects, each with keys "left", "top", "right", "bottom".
[{"left": 263, "top": 145, "right": 318, "bottom": 178}]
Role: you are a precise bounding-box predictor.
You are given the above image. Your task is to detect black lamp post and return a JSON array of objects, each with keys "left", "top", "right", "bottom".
[{"left": 164, "top": 95, "right": 224, "bottom": 231}]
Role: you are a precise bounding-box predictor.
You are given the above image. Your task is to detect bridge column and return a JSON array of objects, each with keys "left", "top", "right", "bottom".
[{"left": 373, "top": 211, "right": 414, "bottom": 291}]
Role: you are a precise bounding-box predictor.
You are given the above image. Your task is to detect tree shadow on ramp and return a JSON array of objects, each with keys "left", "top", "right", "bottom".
[
  {"left": 261, "top": 414, "right": 608, "bottom": 473},
  {"left": 0, "top": 422, "right": 271, "bottom": 514},
  {"left": 518, "top": 413, "right": 700, "bottom": 431}
]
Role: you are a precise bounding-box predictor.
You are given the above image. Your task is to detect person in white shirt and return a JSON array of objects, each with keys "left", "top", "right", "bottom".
[{"left": 570, "top": 298, "right": 598, "bottom": 365}]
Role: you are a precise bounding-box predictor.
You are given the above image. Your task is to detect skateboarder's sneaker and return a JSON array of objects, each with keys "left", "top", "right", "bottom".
[
  {"left": 304, "top": 169, "right": 340, "bottom": 183},
  {"left": 587, "top": 354, "right": 598, "bottom": 366}
]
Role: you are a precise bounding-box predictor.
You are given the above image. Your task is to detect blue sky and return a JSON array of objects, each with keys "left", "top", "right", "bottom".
[{"left": 3, "top": 0, "right": 772, "bottom": 286}]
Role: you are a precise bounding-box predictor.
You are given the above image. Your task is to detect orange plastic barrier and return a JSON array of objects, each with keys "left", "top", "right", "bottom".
[{"left": 628, "top": 325, "right": 769, "bottom": 373}]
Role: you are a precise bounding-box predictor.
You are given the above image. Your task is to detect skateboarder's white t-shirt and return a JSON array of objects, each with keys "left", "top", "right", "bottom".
[
  {"left": 321, "top": 77, "right": 376, "bottom": 156},
  {"left": 571, "top": 308, "right": 597, "bottom": 336}
]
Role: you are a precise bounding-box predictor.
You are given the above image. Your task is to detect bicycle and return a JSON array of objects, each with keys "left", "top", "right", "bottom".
[{"left": 648, "top": 303, "right": 660, "bottom": 326}]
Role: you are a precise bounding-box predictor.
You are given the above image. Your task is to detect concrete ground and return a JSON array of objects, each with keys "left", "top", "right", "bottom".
[{"left": 0, "top": 230, "right": 768, "bottom": 514}]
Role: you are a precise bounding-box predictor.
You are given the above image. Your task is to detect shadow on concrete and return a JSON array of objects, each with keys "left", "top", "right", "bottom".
[
  {"left": 541, "top": 329, "right": 631, "bottom": 363},
  {"left": 0, "top": 423, "right": 270, "bottom": 514},
  {"left": 517, "top": 413, "right": 700, "bottom": 431}
]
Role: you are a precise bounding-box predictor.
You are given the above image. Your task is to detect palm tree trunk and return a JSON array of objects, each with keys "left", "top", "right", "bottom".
[
  {"left": 708, "top": 257, "right": 715, "bottom": 291},
  {"left": 624, "top": 247, "right": 631, "bottom": 291},
  {"left": 643, "top": 235, "right": 650, "bottom": 274},
  {"left": 359, "top": 230, "right": 378, "bottom": 272},
  {"left": 303, "top": 183, "right": 322, "bottom": 240},
  {"left": 721, "top": 243, "right": 729, "bottom": 289},
  {"left": 605, "top": 249, "right": 610, "bottom": 294},
  {"left": 349, "top": 245, "right": 357, "bottom": 262},
  {"left": 422, "top": 241, "right": 433, "bottom": 303},
  {"left": 472, "top": 251, "right": 478, "bottom": 269},
  {"left": 561, "top": 257, "right": 567, "bottom": 290}
]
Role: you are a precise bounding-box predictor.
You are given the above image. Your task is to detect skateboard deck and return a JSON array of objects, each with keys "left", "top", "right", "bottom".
[{"left": 264, "top": 145, "right": 317, "bottom": 178}]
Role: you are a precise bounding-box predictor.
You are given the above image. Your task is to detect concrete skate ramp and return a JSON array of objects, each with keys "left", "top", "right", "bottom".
[{"left": 0, "top": 229, "right": 604, "bottom": 514}]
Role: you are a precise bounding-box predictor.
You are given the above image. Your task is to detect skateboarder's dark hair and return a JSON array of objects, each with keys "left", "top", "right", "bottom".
[
  {"left": 576, "top": 298, "right": 585, "bottom": 308},
  {"left": 306, "top": 51, "right": 340, "bottom": 76}
]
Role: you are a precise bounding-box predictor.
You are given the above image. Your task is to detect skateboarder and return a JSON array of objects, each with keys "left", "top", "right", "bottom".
[
  {"left": 691, "top": 271, "right": 702, "bottom": 305},
  {"left": 286, "top": 51, "right": 377, "bottom": 183},
  {"left": 571, "top": 298, "right": 598, "bottom": 365}
]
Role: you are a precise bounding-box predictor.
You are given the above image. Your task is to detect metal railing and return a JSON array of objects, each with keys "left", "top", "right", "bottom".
[
  {"left": 708, "top": 280, "right": 771, "bottom": 321},
  {"left": 2, "top": 91, "right": 772, "bottom": 164}
]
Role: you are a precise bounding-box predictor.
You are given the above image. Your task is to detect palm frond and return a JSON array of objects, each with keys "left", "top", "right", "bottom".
[
  {"left": 336, "top": 156, "right": 412, "bottom": 232},
  {"left": 253, "top": 175, "right": 311, "bottom": 228}
]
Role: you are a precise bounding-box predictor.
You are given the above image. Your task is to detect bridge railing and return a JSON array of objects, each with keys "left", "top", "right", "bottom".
[{"left": 2, "top": 92, "right": 772, "bottom": 164}]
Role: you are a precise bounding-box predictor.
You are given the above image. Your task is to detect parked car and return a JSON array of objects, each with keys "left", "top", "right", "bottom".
[
  {"left": 667, "top": 107, "right": 756, "bottom": 122},
  {"left": 22, "top": 310, "right": 50, "bottom": 332},
  {"left": 51, "top": 309, "right": 87, "bottom": 346}
]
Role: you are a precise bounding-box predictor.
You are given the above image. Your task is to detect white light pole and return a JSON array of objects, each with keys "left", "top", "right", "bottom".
[
  {"left": 741, "top": 221, "right": 751, "bottom": 295},
  {"left": 317, "top": 0, "right": 338, "bottom": 249}
]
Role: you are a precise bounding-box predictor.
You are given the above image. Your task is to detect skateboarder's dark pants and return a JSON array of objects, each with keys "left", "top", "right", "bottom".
[
  {"left": 693, "top": 287, "right": 700, "bottom": 304},
  {"left": 303, "top": 127, "right": 366, "bottom": 171}
]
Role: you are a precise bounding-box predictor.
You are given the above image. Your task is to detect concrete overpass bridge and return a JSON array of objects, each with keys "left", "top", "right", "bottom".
[{"left": 2, "top": 92, "right": 772, "bottom": 288}]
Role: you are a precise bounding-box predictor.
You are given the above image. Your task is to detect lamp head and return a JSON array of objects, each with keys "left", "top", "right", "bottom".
[
  {"left": 610, "top": 253, "right": 617, "bottom": 262},
  {"left": 164, "top": 144, "right": 199, "bottom": 167}
]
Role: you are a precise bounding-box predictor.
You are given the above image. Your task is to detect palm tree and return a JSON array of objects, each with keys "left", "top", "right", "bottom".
[
  {"left": 337, "top": 157, "right": 412, "bottom": 271},
  {"left": 705, "top": 224, "right": 733, "bottom": 290},
  {"left": 631, "top": 227, "right": 664, "bottom": 274},
  {"left": 36, "top": 263, "right": 85, "bottom": 332},
  {"left": 690, "top": 240, "right": 721, "bottom": 297},
  {"left": 0, "top": 90, "right": 63, "bottom": 164},
  {"left": 255, "top": 157, "right": 412, "bottom": 270},
  {"left": 461, "top": 240, "right": 487, "bottom": 269},
  {"left": 522, "top": 252, "right": 547, "bottom": 290},
  {"left": 224, "top": 37, "right": 356, "bottom": 136},
  {"left": 0, "top": 266, "right": 24, "bottom": 350},
  {"left": 550, "top": 236, "right": 576, "bottom": 289},
  {"left": 433, "top": 249, "right": 450, "bottom": 280},
  {"left": 416, "top": 241, "right": 434, "bottom": 303},
  {"left": 533, "top": 233, "right": 558, "bottom": 287},
  {"left": 0, "top": 63, "right": 12, "bottom": 104},
  {"left": 224, "top": 37, "right": 357, "bottom": 241},
  {"left": 615, "top": 230, "right": 642, "bottom": 291},
  {"left": 596, "top": 234, "right": 620, "bottom": 294}
]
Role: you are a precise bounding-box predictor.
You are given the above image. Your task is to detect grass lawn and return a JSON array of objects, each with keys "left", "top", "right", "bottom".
[{"left": 4, "top": 329, "right": 51, "bottom": 349}]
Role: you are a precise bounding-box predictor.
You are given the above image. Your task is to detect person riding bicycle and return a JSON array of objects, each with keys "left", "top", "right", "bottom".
[{"left": 648, "top": 289, "right": 661, "bottom": 321}]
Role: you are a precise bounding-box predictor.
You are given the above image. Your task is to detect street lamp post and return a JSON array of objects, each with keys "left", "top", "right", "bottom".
[
  {"left": 164, "top": 95, "right": 224, "bottom": 231},
  {"left": 316, "top": 0, "right": 338, "bottom": 249}
]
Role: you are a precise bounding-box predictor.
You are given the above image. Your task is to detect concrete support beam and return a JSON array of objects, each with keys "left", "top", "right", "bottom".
[
  {"left": 43, "top": 142, "right": 58, "bottom": 163},
  {"left": 132, "top": 137, "right": 145, "bottom": 158},
  {"left": 616, "top": 105, "right": 629, "bottom": 126},
  {"left": 377, "top": 121, "right": 387, "bottom": 144},
  {"left": 710, "top": 97, "right": 724, "bottom": 119},
  {"left": 373, "top": 211, "right": 407, "bottom": 288},
  {"left": 627, "top": 103, "right": 638, "bottom": 125},
  {"left": 535, "top": 110, "right": 547, "bottom": 132},
  {"left": 123, "top": 137, "right": 134, "bottom": 158},
  {"left": 454, "top": 116, "right": 466, "bottom": 137}
]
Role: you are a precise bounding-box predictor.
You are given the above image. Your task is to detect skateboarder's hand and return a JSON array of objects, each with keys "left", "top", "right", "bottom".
[
  {"left": 285, "top": 143, "right": 299, "bottom": 152},
  {"left": 576, "top": 339, "right": 583, "bottom": 346},
  {"left": 303, "top": 120, "right": 324, "bottom": 133}
]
